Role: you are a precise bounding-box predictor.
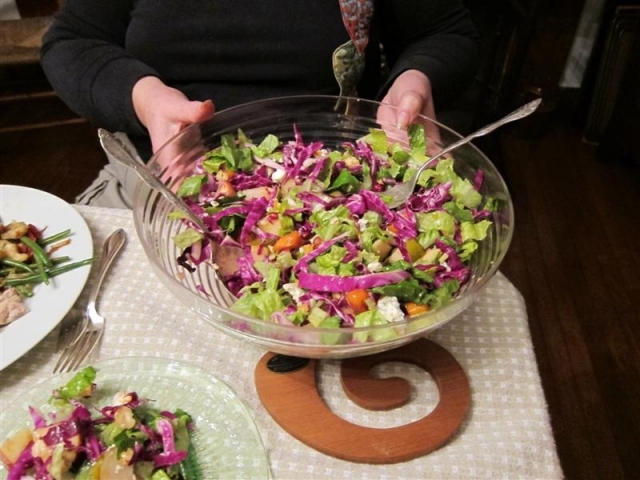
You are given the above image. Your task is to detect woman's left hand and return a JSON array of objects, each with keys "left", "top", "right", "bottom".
[{"left": 378, "top": 69, "right": 440, "bottom": 141}]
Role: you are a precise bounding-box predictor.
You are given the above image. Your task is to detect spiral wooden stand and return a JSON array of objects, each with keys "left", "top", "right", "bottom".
[{"left": 254, "top": 338, "right": 470, "bottom": 464}]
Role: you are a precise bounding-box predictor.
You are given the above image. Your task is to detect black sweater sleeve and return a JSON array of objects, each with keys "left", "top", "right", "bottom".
[
  {"left": 40, "top": 0, "right": 156, "bottom": 135},
  {"left": 40, "top": 0, "right": 479, "bottom": 138},
  {"left": 376, "top": 0, "right": 480, "bottom": 109}
]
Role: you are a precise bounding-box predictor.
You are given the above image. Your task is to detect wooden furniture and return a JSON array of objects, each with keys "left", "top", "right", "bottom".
[{"left": 0, "top": 2, "right": 83, "bottom": 134}]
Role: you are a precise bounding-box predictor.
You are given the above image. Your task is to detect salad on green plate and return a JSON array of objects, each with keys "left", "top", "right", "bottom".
[
  {"left": 0, "top": 357, "right": 270, "bottom": 480},
  {"left": 172, "top": 124, "right": 495, "bottom": 340},
  {"left": 0, "top": 367, "right": 198, "bottom": 479}
]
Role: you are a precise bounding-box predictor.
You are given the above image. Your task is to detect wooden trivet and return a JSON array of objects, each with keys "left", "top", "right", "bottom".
[{"left": 255, "top": 338, "right": 470, "bottom": 464}]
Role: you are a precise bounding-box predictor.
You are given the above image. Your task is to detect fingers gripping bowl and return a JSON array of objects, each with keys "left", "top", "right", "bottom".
[{"left": 132, "top": 95, "right": 514, "bottom": 359}]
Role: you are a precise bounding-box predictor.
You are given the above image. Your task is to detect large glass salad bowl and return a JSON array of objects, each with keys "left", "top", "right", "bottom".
[{"left": 132, "top": 95, "right": 513, "bottom": 359}]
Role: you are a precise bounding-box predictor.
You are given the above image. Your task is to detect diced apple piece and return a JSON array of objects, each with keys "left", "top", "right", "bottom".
[
  {"left": 243, "top": 186, "right": 272, "bottom": 200},
  {"left": 32, "top": 423, "right": 82, "bottom": 462},
  {"left": 371, "top": 239, "right": 392, "bottom": 259},
  {"left": 0, "top": 428, "right": 32, "bottom": 467},
  {"left": 217, "top": 180, "right": 236, "bottom": 197},
  {"left": 114, "top": 406, "right": 136, "bottom": 429},
  {"left": 279, "top": 178, "right": 298, "bottom": 196},
  {"left": 250, "top": 240, "right": 269, "bottom": 262},
  {"left": 215, "top": 169, "right": 234, "bottom": 182},
  {"left": 421, "top": 247, "right": 440, "bottom": 263},
  {"left": 257, "top": 215, "right": 282, "bottom": 236},
  {"left": 405, "top": 238, "right": 425, "bottom": 262},
  {"left": 387, "top": 247, "right": 405, "bottom": 263},
  {"left": 99, "top": 446, "right": 136, "bottom": 479}
]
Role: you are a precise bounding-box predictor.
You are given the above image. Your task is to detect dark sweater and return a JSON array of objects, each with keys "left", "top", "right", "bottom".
[{"left": 41, "top": 0, "right": 479, "bottom": 159}]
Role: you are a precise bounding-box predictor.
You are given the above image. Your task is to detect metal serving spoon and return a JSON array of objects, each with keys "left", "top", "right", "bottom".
[
  {"left": 380, "top": 98, "right": 542, "bottom": 209},
  {"left": 97, "top": 129, "right": 212, "bottom": 236},
  {"left": 98, "top": 129, "right": 239, "bottom": 300}
]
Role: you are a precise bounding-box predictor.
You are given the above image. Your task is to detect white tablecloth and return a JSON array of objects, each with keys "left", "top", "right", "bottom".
[{"left": 0, "top": 205, "right": 563, "bottom": 479}]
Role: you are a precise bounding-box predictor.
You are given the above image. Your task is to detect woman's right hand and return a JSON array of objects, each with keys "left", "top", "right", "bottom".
[{"left": 132, "top": 76, "right": 215, "bottom": 153}]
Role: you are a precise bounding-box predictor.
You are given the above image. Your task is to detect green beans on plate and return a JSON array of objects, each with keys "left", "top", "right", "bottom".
[{"left": 0, "top": 221, "right": 93, "bottom": 324}]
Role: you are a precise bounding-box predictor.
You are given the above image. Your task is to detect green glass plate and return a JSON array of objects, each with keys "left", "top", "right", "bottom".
[{"left": 0, "top": 357, "right": 271, "bottom": 479}]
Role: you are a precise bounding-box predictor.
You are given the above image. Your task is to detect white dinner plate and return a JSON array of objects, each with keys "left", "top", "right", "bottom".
[
  {"left": 0, "top": 357, "right": 271, "bottom": 479},
  {"left": 0, "top": 184, "right": 93, "bottom": 370}
]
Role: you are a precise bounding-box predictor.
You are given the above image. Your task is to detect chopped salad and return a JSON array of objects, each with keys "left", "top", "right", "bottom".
[
  {"left": 0, "top": 367, "right": 199, "bottom": 479},
  {"left": 172, "top": 124, "right": 495, "bottom": 340}
]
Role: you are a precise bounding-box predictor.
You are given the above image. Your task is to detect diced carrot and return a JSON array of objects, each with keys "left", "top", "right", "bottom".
[
  {"left": 273, "top": 231, "right": 303, "bottom": 253},
  {"left": 346, "top": 289, "right": 370, "bottom": 314},
  {"left": 405, "top": 302, "right": 430, "bottom": 317},
  {"left": 387, "top": 224, "right": 400, "bottom": 234}
]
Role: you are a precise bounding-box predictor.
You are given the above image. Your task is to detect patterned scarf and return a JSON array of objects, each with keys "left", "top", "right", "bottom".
[{"left": 333, "top": 0, "right": 374, "bottom": 97}]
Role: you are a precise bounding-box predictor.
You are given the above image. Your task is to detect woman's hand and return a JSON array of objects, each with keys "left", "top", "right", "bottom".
[
  {"left": 132, "top": 76, "right": 215, "bottom": 153},
  {"left": 378, "top": 69, "right": 440, "bottom": 142}
]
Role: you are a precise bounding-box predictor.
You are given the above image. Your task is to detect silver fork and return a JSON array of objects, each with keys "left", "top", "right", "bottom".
[
  {"left": 379, "top": 99, "right": 542, "bottom": 209},
  {"left": 55, "top": 308, "right": 89, "bottom": 352},
  {"left": 53, "top": 228, "right": 127, "bottom": 373}
]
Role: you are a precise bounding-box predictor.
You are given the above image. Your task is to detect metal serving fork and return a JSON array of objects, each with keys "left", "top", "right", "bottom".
[
  {"left": 53, "top": 228, "right": 126, "bottom": 373},
  {"left": 379, "top": 99, "right": 542, "bottom": 209}
]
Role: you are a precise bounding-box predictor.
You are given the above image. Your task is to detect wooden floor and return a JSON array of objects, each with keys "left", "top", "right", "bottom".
[
  {"left": 498, "top": 115, "right": 640, "bottom": 480},
  {"left": 1, "top": 113, "right": 639, "bottom": 480}
]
